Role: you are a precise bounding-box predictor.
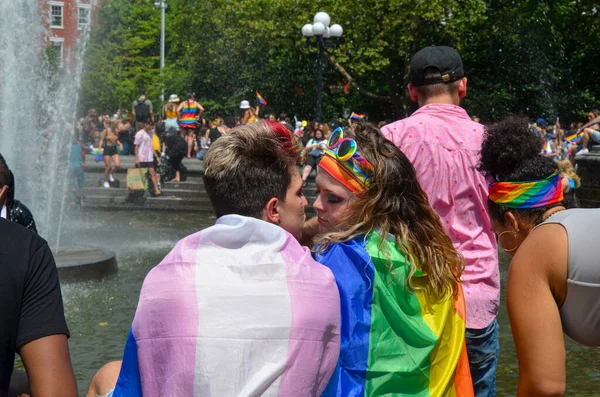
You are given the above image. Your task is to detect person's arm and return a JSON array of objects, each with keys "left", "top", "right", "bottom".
[
  {"left": 17, "top": 242, "right": 77, "bottom": 396},
  {"left": 20, "top": 335, "right": 77, "bottom": 397},
  {"left": 177, "top": 102, "right": 183, "bottom": 120},
  {"left": 241, "top": 110, "right": 249, "bottom": 125},
  {"left": 78, "top": 141, "right": 91, "bottom": 153},
  {"left": 507, "top": 224, "right": 568, "bottom": 397},
  {"left": 134, "top": 137, "right": 140, "bottom": 166},
  {"left": 132, "top": 101, "right": 137, "bottom": 121},
  {"left": 579, "top": 115, "right": 600, "bottom": 131},
  {"left": 255, "top": 106, "right": 260, "bottom": 117},
  {"left": 149, "top": 101, "right": 154, "bottom": 121},
  {"left": 198, "top": 102, "right": 205, "bottom": 114}
]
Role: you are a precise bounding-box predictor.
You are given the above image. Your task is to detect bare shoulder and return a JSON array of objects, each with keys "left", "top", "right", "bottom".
[{"left": 511, "top": 223, "right": 568, "bottom": 303}]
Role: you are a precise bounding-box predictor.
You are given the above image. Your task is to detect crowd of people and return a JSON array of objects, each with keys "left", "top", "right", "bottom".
[{"left": 3, "top": 44, "right": 600, "bottom": 397}]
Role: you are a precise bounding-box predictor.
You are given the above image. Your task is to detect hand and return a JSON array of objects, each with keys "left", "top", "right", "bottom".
[
  {"left": 119, "top": 144, "right": 123, "bottom": 152},
  {"left": 157, "top": 158, "right": 161, "bottom": 166},
  {"left": 135, "top": 159, "right": 140, "bottom": 167}
]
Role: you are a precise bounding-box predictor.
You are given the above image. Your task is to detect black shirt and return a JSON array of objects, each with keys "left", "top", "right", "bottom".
[
  {"left": 208, "top": 127, "right": 222, "bottom": 143},
  {"left": 0, "top": 219, "right": 69, "bottom": 395}
]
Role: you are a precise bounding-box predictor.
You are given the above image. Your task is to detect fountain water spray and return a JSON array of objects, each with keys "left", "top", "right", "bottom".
[{"left": 0, "top": 0, "right": 88, "bottom": 245}]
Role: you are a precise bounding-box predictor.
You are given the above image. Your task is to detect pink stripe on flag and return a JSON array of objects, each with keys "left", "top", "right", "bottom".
[
  {"left": 132, "top": 232, "right": 202, "bottom": 397},
  {"left": 277, "top": 235, "right": 341, "bottom": 396}
]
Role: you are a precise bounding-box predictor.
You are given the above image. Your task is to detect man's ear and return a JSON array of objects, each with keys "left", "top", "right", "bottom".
[
  {"left": 262, "top": 197, "right": 280, "bottom": 225},
  {"left": 458, "top": 77, "right": 468, "bottom": 99},
  {"left": 407, "top": 83, "right": 419, "bottom": 103}
]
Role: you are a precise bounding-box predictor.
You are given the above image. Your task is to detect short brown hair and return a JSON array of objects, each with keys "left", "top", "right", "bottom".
[
  {"left": 203, "top": 121, "right": 297, "bottom": 218},
  {"left": 414, "top": 67, "right": 460, "bottom": 98}
]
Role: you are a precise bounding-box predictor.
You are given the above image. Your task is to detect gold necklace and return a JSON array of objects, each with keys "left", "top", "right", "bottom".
[{"left": 542, "top": 206, "right": 567, "bottom": 223}]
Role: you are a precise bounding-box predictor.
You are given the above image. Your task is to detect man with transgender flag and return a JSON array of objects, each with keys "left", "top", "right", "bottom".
[{"left": 102, "top": 121, "right": 341, "bottom": 397}]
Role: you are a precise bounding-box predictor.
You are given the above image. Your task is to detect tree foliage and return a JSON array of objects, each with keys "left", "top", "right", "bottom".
[{"left": 80, "top": 0, "right": 600, "bottom": 124}]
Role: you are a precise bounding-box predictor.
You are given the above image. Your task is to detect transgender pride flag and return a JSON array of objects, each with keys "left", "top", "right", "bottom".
[{"left": 113, "top": 215, "right": 341, "bottom": 397}]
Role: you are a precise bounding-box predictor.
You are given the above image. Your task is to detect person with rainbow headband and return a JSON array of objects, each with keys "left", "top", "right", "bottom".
[
  {"left": 314, "top": 122, "right": 474, "bottom": 397},
  {"left": 479, "top": 116, "right": 600, "bottom": 396}
]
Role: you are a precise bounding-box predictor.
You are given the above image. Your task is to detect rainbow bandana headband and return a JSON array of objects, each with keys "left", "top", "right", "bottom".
[
  {"left": 320, "top": 149, "right": 370, "bottom": 194},
  {"left": 488, "top": 171, "right": 564, "bottom": 209}
]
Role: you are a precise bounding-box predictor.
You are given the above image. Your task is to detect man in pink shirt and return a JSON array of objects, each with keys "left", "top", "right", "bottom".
[
  {"left": 134, "top": 121, "right": 161, "bottom": 196},
  {"left": 381, "top": 45, "right": 499, "bottom": 397}
]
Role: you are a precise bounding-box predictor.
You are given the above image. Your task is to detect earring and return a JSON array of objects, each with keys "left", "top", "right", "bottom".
[
  {"left": 498, "top": 229, "right": 520, "bottom": 252},
  {"left": 276, "top": 219, "right": 281, "bottom": 225}
]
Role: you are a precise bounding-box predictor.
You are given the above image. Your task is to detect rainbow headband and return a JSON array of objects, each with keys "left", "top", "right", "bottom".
[
  {"left": 319, "top": 149, "right": 370, "bottom": 194},
  {"left": 488, "top": 171, "right": 564, "bottom": 209}
]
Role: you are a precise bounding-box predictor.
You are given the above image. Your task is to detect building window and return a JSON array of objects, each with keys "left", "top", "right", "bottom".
[
  {"left": 78, "top": 6, "right": 91, "bottom": 30},
  {"left": 49, "top": 37, "right": 64, "bottom": 66},
  {"left": 49, "top": 2, "right": 64, "bottom": 28}
]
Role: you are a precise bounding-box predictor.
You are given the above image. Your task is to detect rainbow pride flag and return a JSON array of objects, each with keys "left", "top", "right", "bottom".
[
  {"left": 350, "top": 112, "right": 365, "bottom": 120},
  {"left": 318, "top": 232, "right": 473, "bottom": 397},
  {"left": 113, "top": 215, "right": 340, "bottom": 397},
  {"left": 256, "top": 91, "right": 267, "bottom": 106},
  {"left": 564, "top": 131, "right": 584, "bottom": 143},
  {"left": 543, "top": 140, "right": 552, "bottom": 154}
]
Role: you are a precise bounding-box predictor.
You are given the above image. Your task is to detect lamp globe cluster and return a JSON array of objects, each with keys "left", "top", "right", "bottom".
[{"left": 302, "top": 12, "right": 343, "bottom": 38}]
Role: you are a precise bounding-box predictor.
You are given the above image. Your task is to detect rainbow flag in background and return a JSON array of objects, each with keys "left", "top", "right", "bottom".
[
  {"left": 256, "top": 91, "right": 267, "bottom": 106},
  {"left": 350, "top": 112, "right": 365, "bottom": 120},
  {"left": 112, "top": 215, "right": 341, "bottom": 397},
  {"left": 564, "top": 131, "right": 584, "bottom": 143},
  {"left": 318, "top": 232, "right": 474, "bottom": 397}
]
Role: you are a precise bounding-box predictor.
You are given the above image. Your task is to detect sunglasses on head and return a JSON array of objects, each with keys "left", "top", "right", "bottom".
[{"left": 327, "top": 127, "right": 374, "bottom": 171}]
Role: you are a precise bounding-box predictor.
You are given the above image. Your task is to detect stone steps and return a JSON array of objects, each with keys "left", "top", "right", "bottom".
[
  {"left": 81, "top": 160, "right": 319, "bottom": 213},
  {"left": 84, "top": 195, "right": 215, "bottom": 213},
  {"left": 86, "top": 186, "right": 205, "bottom": 199}
]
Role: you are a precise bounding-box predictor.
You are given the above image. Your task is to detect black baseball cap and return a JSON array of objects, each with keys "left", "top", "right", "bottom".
[{"left": 409, "top": 45, "right": 465, "bottom": 87}]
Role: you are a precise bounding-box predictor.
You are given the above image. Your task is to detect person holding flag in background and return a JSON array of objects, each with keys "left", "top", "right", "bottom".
[{"left": 239, "top": 91, "right": 266, "bottom": 125}]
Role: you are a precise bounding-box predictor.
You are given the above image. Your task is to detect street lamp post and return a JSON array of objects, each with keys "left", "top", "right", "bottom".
[
  {"left": 302, "top": 12, "right": 343, "bottom": 121},
  {"left": 154, "top": 0, "right": 167, "bottom": 101}
]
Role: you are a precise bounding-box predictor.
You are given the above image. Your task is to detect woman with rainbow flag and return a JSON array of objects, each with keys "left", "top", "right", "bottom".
[
  {"left": 479, "top": 116, "right": 600, "bottom": 396},
  {"left": 314, "top": 122, "right": 473, "bottom": 397}
]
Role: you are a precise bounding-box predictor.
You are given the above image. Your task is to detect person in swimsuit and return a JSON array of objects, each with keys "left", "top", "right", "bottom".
[
  {"left": 100, "top": 120, "right": 123, "bottom": 188},
  {"left": 479, "top": 116, "right": 600, "bottom": 396},
  {"left": 314, "top": 122, "right": 473, "bottom": 396}
]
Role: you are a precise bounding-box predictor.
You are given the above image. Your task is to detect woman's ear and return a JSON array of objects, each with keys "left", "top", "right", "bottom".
[
  {"left": 262, "top": 197, "right": 280, "bottom": 225},
  {"left": 504, "top": 211, "right": 520, "bottom": 232}
]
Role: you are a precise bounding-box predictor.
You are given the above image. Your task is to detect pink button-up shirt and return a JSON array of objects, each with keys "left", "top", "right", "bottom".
[{"left": 382, "top": 103, "right": 499, "bottom": 329}]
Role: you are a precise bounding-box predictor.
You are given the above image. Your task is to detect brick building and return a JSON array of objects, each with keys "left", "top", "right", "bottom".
[{"left": 40, "top": 0, "right": 101, "bottom": 68}]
